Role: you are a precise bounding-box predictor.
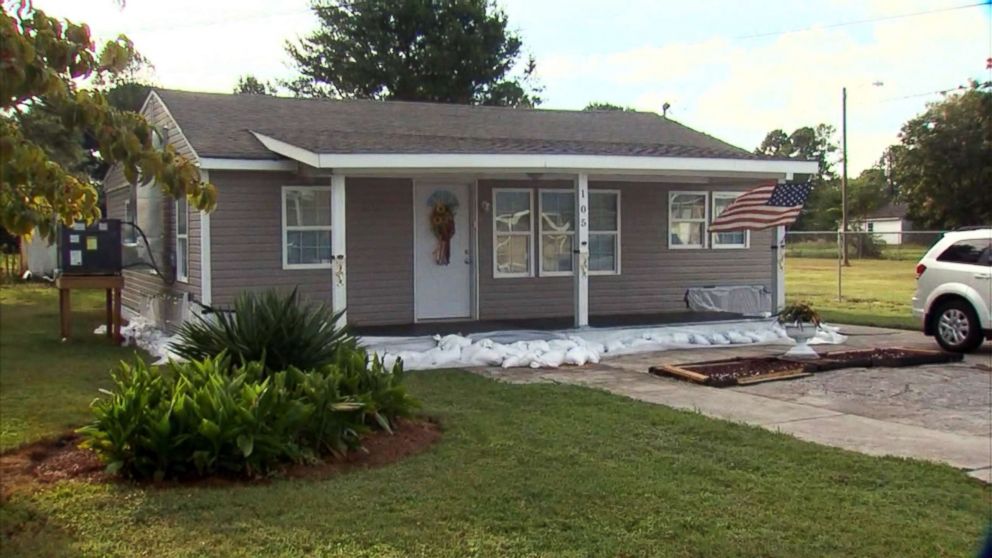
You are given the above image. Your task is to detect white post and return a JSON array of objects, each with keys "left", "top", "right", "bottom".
[
  {"left": 774, "top": 226, "right": 786, "bottom": 312},
  {"left": 574, "top": 173, "right": 589, "bottom": 328},
  {"left": 330, "top": 174, "right": 347, "bottom": 326},
  {"left": 199, "top": 169, "right": 212, "bottom": 309}
]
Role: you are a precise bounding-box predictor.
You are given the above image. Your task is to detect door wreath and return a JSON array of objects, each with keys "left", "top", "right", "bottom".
[{"left": 427, "top": 190, "right": 459, "bottom": 265}]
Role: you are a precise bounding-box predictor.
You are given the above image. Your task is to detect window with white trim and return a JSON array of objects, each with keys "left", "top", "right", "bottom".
[
  {"left": 589, "top": 191, "right": 620, "bottom": 273},
  {"left": 123, "top": 197, "right": 137, "bottom": 245},
  {"left": 710, "top": 192, "right": 748, "bottom": 249},
  {"left": 282, "top": 186, "right": 332, "bottom": 269},
  {"left": 175, "top": 197, "right": 189, "bottom": 282},
  {"left": 493, "top": 189, "right": 532, "bottom": 277},
  {"left": 669, "top": 192, "right": 707, "bottom": 248},
  {"left": 539, "top": 190, "right": 574, "bottom": 275}
]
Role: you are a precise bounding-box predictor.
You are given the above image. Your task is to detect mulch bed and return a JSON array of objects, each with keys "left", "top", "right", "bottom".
[
  {"left": 0, "top": 418, "right": 441, "bottom": 497},
  {"left": 649, "top": 347, "right": 963, "bottom": 388}
]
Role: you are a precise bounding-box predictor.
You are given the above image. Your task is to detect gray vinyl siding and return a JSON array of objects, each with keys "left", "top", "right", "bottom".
[
  {"left": 208, "top": 171, "right": 330, "bottom": 306},
  {"left": 477, "top": 180, "right": 772, "bottom": 320},
  {"left": 102, "top": 91, "right": 203, "bottom": 325},
  {"left": 208, "top": 172, "right": 415, "bottom": 326},
  {"left": 345, "top": 178, "right": 414, "bottom": 326}
]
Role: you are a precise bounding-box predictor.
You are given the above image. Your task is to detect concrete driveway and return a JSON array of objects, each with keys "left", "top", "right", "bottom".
[{"left": 475, "top": 324, "right": 992, "bottom": 482}]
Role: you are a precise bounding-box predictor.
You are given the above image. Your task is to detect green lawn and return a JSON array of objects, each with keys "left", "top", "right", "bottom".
[
  {"left": 0, "top": 284, "right": 149, "bottom": 451},
  {"left": 785, "top": 257, "right": 920, "bottom": 329},
  {"left": 2, "top": 284, "right": 989, "bottom": 557}
]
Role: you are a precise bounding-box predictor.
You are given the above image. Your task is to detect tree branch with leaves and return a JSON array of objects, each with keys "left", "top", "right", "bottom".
[{"left": 0, "top": 4, "right": 215, "bottom": 239}]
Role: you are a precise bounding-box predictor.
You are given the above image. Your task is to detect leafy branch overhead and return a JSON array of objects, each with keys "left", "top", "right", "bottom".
[
  {"left": 285, "top": 0, "right": 542, "bottom": 107},
  {"left": 0, "top": 5, "right": 216, "bottom": 239}
]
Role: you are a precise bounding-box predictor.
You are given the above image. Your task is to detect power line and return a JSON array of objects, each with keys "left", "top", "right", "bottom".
[
  {"left": 735, "top": 0, "right": 991, "bottom": 40},
  {"left": 875, "top": 80, "right": 992, "bottom": 103}
]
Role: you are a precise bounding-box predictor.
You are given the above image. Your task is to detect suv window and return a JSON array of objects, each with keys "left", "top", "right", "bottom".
[{"left": 937, "top": 239, "right": 991, "bottom": 266}]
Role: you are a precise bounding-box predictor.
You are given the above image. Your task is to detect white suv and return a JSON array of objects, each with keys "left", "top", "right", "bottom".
[{"left": 912, "top": 229, "right": 992, "bottom": 352}]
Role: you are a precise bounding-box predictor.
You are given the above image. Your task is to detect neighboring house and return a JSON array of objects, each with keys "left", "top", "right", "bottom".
[
  {"left": 103, "top": 89, "right": 817, "bottom": 331},
  {"left": 861, "top": 201, "right": 914, "bottom": 245}
]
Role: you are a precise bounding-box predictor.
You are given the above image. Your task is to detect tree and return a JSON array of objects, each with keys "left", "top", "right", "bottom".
[
  {"left": 583, "top": 102, "right": 635, "bottom": 112},
  {"left": 756, "top": 124, "right": 839, "bottom": 230},
  {"left": 890, "top": 82, "right": 992, "bottom": 229},
  {"left": 285, "top": 0, "right": 541, "bottom": 107},
  {"left": 234, "top": 75, "right": 277, "bottom": 95},
  {"left": 1, "top": 5, "right": 215, "bottom": 239}
]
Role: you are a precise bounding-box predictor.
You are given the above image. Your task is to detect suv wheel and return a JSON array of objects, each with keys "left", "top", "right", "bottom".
[{"left": 932, "top": 300, "right": 983, "bottom": 352}]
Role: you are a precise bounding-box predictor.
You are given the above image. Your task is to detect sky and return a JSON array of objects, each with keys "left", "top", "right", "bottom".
[{"left": 34, "top": 0, "right": 992, "bottom": 174}]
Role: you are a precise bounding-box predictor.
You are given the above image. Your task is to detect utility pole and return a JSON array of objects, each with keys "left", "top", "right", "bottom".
[{"left": 841, "top": 86, "right": 849, "bottom": 267}]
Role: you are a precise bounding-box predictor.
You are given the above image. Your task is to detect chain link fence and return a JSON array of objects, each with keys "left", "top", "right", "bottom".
[{"left": 783, "top": 230, "right": 945, "bottom": 328}]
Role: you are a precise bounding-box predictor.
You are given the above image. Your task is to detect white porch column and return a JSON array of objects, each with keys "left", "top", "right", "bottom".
[
  {"left": 771, "top": 225, "right": 786, "bottom": 314},
  {"left": 331, "top": 174, "right": 347, "bottom": 326},
  {"left": 199, "top": 169, "right": 212, "bottom": 308},
  {"left": 574, "top": 173, "right": 590, "bottom": 327}
]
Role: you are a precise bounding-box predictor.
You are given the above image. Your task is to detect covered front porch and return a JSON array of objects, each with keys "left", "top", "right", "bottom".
[
  {"left": 352, "top": 310, "right": 744, "bottom": 337},
  {"left": 215, "top": 136, "right": 820, "bottom": 329}
]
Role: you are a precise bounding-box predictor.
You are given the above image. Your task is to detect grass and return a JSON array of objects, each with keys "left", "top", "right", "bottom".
[
  {"left": 785, "top": 257, "right": 920, "bottom": 329},
  {"left": 2, "top": 283, "right": 989, "bottom": 557},
  {"left": 0, "top": 283, "right": 149, "bottom": 451}
]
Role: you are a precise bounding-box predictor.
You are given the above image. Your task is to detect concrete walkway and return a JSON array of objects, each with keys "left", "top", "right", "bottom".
[{"left": 473, "top": 325, "right": 992, "bottom": 482}]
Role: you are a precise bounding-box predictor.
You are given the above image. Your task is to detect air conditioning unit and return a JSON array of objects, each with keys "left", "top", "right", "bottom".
[{"left": 59, "top": 220, "right": 122, "bottom": 275}]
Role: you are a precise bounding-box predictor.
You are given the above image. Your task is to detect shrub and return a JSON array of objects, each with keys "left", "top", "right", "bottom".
[
  {"left": 79, "top": 349, "right": 418, "bottom": 480},
  {"left": 78, "top": 354, "right": 366, "bottom": 480},
  {"left": 170, "top": 288, "right": 356, "bottom": 372}
]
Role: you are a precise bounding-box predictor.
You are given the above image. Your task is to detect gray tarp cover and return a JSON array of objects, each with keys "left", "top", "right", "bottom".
[{"left": 685, "top": 285, "right": 770, "bottom": 316}]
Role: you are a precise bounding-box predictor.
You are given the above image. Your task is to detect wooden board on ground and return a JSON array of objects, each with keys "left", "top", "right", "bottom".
[{"left": 648, "top": 347, "right": 961, "bottom": 388}]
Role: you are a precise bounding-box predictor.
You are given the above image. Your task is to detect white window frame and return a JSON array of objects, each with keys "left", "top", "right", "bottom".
[
  {"left": 174, "top": 197, "right": 189, "bottom": 283},
  {"left": 281, "top": 185, "right": 333, "bottom": 270},
  {"left": 589, "top": 189, "right": 621, "bottom": 275},
  {"left": 668, "top": 191, "right": 709, "bottom": 249},
  {"left": 710, "top": 192, "right": 749, "bottom": 249},
  {"left": 123, "top": 197, "right": 138, "bottom": 246},
  {"left": 538, "top": 188, "right": 575, "bottom": 277},
  {"left": 492, "top": 188, "right": 534, "bottom": 278}
]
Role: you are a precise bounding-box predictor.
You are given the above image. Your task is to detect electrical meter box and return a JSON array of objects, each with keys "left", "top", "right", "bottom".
[{"left": 59, "top": 220, "right": 123, "bottom": 275}]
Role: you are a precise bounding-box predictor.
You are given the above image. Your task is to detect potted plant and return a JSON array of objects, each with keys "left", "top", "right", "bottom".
[{"left": 777, "top": 302, "right": 821, "bottom": 359}]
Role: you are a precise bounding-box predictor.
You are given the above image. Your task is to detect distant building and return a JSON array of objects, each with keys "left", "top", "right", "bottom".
[{"left": 862, "top": 201, "right": 913, "bottom": 245}]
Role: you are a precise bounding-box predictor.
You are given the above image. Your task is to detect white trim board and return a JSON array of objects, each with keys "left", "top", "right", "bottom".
[
  {"left": 249, "top": 132, "right": 819, "bottom": 175},
  {"left": 199, "top": 158, "right": 298, "bottom": 172}
]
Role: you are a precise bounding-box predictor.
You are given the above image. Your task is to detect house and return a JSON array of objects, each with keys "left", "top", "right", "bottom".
[
  {"left": 861, "top": 201, "right": 913, "bottom": 245},
  {"left": 103, "top": 89, "right": 817, "bottom": 332}
]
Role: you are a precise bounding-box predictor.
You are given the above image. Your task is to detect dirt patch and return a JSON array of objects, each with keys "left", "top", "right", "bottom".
[
  {"left": 0, "top": 418, "right": 441, "bottom": 495},
  {"left": 650, "top": 347, "right": 963, "bottom": 387}
]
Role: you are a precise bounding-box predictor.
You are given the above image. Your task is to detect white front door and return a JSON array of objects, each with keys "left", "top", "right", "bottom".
[{"left": 414, "top": 182, "right": 473, "bottom": 320}]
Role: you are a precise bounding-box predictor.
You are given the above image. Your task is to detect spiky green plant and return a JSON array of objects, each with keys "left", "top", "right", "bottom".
[{"left": 170, "top": 288, "right": 356, "bottom": 373}]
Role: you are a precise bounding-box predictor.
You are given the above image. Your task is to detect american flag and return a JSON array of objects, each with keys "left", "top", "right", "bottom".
[{"left": 709, "top": 181, "right": 813, "bottom": 232}]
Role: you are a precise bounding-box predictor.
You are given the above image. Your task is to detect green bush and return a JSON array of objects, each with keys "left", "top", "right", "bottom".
[
  {"left": 79, "top": 349, "right": 418, "bottom": 480},
  {"left": 170, "top": 288, "right": 356, "bottom": 372}
]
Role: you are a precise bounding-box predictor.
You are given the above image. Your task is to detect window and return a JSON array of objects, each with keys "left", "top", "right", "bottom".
[
  {"left": 866, "top": 222, "right": 875, "bottom": 233},
  {"left": 589, "top": 191, "right": 620, "bottom": 273},
  {"left": 282, "top": 186, "right": 332, "bottom": 269},
  {"left": 937, "top": 239, "right": 991, "bottom": 266},
  {"left": 123, "top": 197, "right": 137, "bottom": 245},
  {"left": 493, "top": 189, "right": 533, "bottom": 277},
  {"left": 539, "top": 190, "right": 574, "bottom": 275},
  {"left": 710, "top": 193, "right": 748, "bottom": 249},
  {"left": 669, "top": 192, "right": 707, "bottom": 248},
  {"left": 174, "top": 197, "right": 189, "bottom": 282}
]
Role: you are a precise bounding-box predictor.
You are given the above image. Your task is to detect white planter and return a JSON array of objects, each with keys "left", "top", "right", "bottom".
[{"left": 783, "top": 323, "right": 819, "bottom": 359}]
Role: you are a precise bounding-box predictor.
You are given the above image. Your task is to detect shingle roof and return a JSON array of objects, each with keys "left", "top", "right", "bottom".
[
  {"left": 154, "top": 89, "right": 779, "bottom": 162},
  {"left": 867, "top": 200, "right": 909, "bottom": 220}
]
